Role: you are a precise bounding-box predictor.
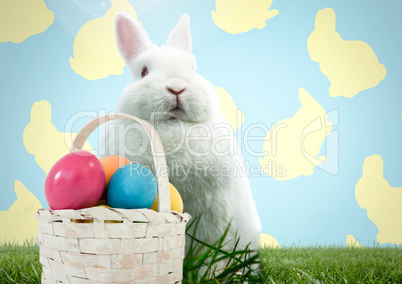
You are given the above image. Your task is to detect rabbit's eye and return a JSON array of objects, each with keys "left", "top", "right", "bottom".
[{"left": 141, "top": 66, "right": 148, "bottom": 78}]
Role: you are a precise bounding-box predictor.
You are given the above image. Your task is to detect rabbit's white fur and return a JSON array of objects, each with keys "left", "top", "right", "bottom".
[{"left": 100, "top": 11, "right": 261, "bottom": 271}]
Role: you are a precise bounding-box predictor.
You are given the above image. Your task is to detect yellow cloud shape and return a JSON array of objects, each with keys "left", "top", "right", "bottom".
[
  {"left": 307, "top": 8, "right": 386, "bottom": 98},
  {"left": 212, "top": 0, "right": 279, "bottom": 34},
  {"left": 0, "top": 0, "right": 54, "bottom": 43},
  {"left": 70, "top": 0, "right": 139, "bottom": 80},
  {"left": 215, "top": 87, "right": 244, "bottom": 131},
  {"left": 260, "top": 89, "right": 332, "bottom": 181},
  {"left": 23, "top": 100, "right": 92, "bottom": 175},
  {"left": 346, "top": 235, "right": 364, "bottom": 249},
  {"left": 355, "top": 155, "right": 402, "bottom": 244},
  {"left": 0, "top": 181, "right": 42, "bottom": 245},
  {"left": 259, "top": 233, "right": 280, "bottom": 249}
]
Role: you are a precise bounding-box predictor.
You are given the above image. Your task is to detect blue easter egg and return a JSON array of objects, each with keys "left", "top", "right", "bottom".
[{"left": 106, "top": 164, "right": 157, "bottom": 209}]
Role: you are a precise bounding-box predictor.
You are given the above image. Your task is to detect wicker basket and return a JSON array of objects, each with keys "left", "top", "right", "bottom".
[{"left": 36, "top": 113, "right": 191, "bottom": 283}]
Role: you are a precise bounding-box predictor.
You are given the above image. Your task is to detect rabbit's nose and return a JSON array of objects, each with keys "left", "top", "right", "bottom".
[
  {"left": 167, "top": 87, "right": 185, "bottom": 96},
  {"left": 166, "top": 77, "right": 186, "bottom": 95}
]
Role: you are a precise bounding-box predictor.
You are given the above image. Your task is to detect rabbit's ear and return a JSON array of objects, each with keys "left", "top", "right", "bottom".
[
  {"left": 115, "top": 11, "right": 152, "bottom": 64},
  {"left": 165, "top": 14, "right": 192, "bottom": 52}
]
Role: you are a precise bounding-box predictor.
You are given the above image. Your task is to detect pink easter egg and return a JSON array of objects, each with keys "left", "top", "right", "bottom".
[{"left": 45, "top": 151, "right": 105, "bottom": 210}]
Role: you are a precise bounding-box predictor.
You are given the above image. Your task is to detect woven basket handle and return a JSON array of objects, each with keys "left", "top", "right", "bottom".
[{"left": 70, "top": 113, "right": 171, "bottom": 213}]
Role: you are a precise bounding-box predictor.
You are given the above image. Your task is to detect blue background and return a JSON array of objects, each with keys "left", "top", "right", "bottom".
[{"left": 0, "top": 0, "right": 401, "bottom": 246}]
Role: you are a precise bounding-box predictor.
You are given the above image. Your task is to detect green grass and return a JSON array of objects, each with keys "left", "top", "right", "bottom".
[
  {"left": 183, "top": 218, "right": 261, "bottom": 283},
  {"left": 0, "top": 241, "right": 40, "bottom": 283},
  {"left": 0, "top": 240, "right": 401, "bottom": 283},
  {"left": 259, "top": 246, "right": 402, "bottom": 284}
]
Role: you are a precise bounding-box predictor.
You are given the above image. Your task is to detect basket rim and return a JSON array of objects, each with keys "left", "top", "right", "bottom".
[{"left": 36, "top": 206, "right": 191, "bottom": 224}]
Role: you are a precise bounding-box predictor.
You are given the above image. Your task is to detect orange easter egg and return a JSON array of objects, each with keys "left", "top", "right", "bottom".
[
  {"left": 151, "top": 183, "right": 183, "bottom": 213},
  {"left": 97, "top": 205, "right": 110, "bottom": 208},
  {"left": 100, "top": 156, "right": 131, "bottom": 186}
]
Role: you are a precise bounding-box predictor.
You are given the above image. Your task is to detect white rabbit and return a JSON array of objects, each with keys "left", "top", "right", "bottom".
[{"left": 99, "top": 11, "right": 261, "bottom": 274}]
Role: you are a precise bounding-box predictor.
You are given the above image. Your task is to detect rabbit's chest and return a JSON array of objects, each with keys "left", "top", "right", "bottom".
[
  {"left": 128, "top": 121, "right": 233, "bottom": 186},
  {"left": 155, "top": 121, "right": 234, "bottom": 167},
  {"left": 154, "top": 122, "right": 235, "bottom": 217},
  {"left": 110, "top": 120, "right": 234, "bottom": 192}
]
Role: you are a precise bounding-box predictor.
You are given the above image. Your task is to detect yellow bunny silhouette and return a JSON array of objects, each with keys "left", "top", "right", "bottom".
[
  {"left": 0, "top": 181, "right": 42, "bottom": 245},
  {"left": 23, "top": 100, "right": 92, "bottom": 175},
  {"left": 355, "top": 155, "right": 402, "bottom": 244},
  {"left": 260, "top": 89, "right": 332, "bottom": 181},
  {"left": 212, "top": 0, "right": 279, "bottom": 34},
  {"left": 308, "top": 8, "right": 386, "bottom": 98},
  {"left": 70, "top": 0, "right": 139, "bottom": 80}
]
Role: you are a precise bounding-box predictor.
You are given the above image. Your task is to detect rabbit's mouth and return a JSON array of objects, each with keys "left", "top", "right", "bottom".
[
  {"left": 169, "top": 106, "right": 184, "bottom": 116},
  {"left": 169, "top": 99, "right": 184, "bottom": 112},
  {"left": 171, "top": 106, "right": 181, "bottom": 112},
  {"left": 165, "top": 105, "right": 186, "bottom": 121}
]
